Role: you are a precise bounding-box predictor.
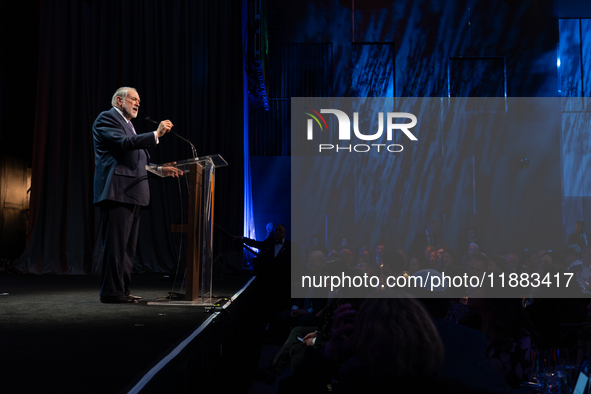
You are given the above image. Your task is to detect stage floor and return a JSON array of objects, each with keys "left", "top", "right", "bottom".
[{"left": 0, "top": 273, "right": 254, "bottom": 394}]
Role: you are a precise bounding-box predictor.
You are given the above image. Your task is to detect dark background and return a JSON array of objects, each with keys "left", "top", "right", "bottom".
[{"left": 1, "top": 0, "right": 244, "bottom": 273}]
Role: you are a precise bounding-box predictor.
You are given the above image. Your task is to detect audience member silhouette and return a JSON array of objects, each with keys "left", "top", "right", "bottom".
[
  {"left": 458, "top": 227, "right": 486, "bottom": 255},
  {"left": 567, "top": 220, "right": 588, "bottom": 256},
  {"left": 239, "top": 224, "right": 299, "bottom": 322},
  {"left": 409, "top": 220, "right": 438, "bottom": 257},
  {"left": 325, "top": 296, "right": 470, "bottom": 393}
]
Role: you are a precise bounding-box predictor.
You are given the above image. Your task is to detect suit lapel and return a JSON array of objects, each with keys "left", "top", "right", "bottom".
[
  {"left": 110, "top": 107, "right": 135, "bottom": 136},
  {"left": 109, "top": 108, "right": 142, "bottom": 162}
]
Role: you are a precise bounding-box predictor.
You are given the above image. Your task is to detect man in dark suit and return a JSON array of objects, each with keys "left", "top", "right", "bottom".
[
  {"left": 93, "top": 87, "right": 181, "bottom": 303},
  {"left": 567, "top": 220, "right": 589, "bottom": 256},
  {"left": 240, "top": 224, "right": 300, "bottom": 317},
  {"left": 457, "top": 227, "right": 486, "bottom": 256},
  {"left": 408, "top": 219, "right": 438, "bottom": 257}
]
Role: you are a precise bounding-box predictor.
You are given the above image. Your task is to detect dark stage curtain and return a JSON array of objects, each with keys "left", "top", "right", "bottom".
[{"left": 17, "top": 0, "right": 244, "bottom": 274}]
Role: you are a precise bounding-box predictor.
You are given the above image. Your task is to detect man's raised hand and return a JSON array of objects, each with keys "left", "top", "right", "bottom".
[{"left": 156, "top": 120, "right": 174, "bottom": 138}]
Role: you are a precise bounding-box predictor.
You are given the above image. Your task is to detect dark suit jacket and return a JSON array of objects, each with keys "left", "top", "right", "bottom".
[
  {"left": 567, "top": 232, "right": 588, "bottom": 254},
  {"left": 92, "top": 107, "right": 157, "bottom": 206},
  {"left": 244, "top": 237, "right": 297, "bottom": 312},
  {"left": 243, "top": 237, "right": 293, "bottom": 280}
]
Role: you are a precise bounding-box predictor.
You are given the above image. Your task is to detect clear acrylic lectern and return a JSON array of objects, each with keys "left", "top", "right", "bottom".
[{"left": 146, "top": 154, "right": 228, "bottom": 305}]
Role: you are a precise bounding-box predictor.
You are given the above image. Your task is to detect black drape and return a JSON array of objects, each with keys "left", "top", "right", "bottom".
[{"left": 17, "top": 0, "right": 244, "bottom": 274}]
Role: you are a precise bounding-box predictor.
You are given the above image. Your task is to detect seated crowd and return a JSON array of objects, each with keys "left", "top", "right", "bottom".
[{"left": 247, "top": 221, "right": 591, "bottom": 393}]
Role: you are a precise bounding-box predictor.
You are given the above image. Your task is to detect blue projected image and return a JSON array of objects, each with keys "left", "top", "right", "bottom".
[
  {"left": 247, "top": 0, "right": 591, "bottom": 270},
  {"left": 351, "top": 43, "right": 395, "bottom": 97}
]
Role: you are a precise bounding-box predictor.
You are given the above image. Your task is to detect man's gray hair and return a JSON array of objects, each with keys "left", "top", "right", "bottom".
[{"left": 111, "top": 87, "right": 137, "bottom": 106}]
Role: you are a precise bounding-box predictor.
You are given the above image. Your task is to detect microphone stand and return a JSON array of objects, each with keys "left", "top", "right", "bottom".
[{"left": 145, "top": 117, "right": 198, "bottom": 160}]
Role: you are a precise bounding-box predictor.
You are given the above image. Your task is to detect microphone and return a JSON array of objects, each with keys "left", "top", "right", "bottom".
[{"left": 145, "top": 117, "right": 198, "bottom": 159}]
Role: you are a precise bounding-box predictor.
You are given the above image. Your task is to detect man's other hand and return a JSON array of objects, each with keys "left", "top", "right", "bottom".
[{"left": 161, "top": 162, "right": 183, "bottom": 178}]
